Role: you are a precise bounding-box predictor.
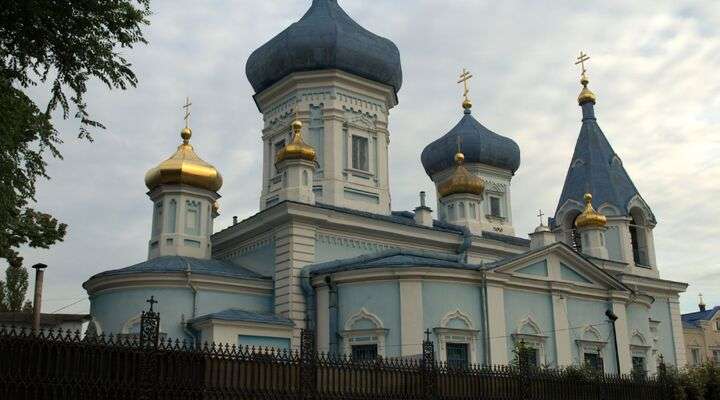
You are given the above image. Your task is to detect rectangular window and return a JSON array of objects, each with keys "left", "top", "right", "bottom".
[
  {"left": 716, "top": 320, "right": 720, "bottom": 331},
  {"left": 584, "top": 353, "right": 604, "bottom": 372},
  {"left": 185, "top": 201, "right": 201, "bottom": 235},
  {"left": 714, "top": 350, "right": 720, "bottom": 363},
  {"left": 352, "top": 135, "right": 369, "bottom": 171},
  {"left": 152, "top": 202, "right": 163, "bottom": 234},
  {"left": 632, "top": 356, "right": 646, "bottom": 375},
  {"left": 273, "top": 140, "right": 286, "bottom": 173},
  {"left": 446, "top": 343, "right": 469, "bottom": 369},
  {"left": 522, "top": 347, "right": 539, "bottom": 368},
  {"left": 490, "top": 196, "right": 502, "bottom": 217},
  {"left": 691, "top": 348, "right": 701, "bottom": 365},
  {"left": 351, "top": 344, "right": 378, "bottom": 361}
]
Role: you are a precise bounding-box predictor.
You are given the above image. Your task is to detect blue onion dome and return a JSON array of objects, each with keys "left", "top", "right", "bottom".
[
  {"left": 246, "top": 0, "right": 402, "bottom": 95},
  {"left": 421, "top": 105, "right": 521, "bottom": 176}
]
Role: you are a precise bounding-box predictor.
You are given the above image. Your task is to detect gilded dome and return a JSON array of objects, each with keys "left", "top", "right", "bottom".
[
  {"left": 276, "top": 120, "right": 317, "bottom": 163},
  {"left": 145, "top": 127, "right": 223, "bottom": 192},
  {"left": 577, "top": 76, "right": 596, "bottom": 105},
  {"left": 437, "top": 152, "right": 485, "bottom": 198},
  {"left": 575, "top": 193, "right": 607, "bottom": 229}
]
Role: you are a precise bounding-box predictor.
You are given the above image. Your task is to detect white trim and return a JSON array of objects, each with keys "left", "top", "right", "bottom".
[
  {"left": 341, "top": 308, "right": 388, "bottom": 358},
  {"left": 440, "top": 309, "right": 474, "bottom": 330},
  {"left": 344, "top": 308, "right": 384, "bottom": 331},
  {"left": 512, "top": 314, "right": 547, "bottom": 366},
  {"left": 121, "top": 314, "right": 142, "bottom": 334},
  {"left": 434, "top": 309, "right": 480, "bottom": 365}
]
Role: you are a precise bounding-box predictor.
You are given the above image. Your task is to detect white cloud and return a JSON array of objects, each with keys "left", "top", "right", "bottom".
[{"left": 10, "top": 0, "right": 718, "bottom": 315}]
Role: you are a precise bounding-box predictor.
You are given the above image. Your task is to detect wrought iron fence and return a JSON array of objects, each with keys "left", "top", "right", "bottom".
[{"left": 0, "top": 325, "right": 670, "bottom": 400}]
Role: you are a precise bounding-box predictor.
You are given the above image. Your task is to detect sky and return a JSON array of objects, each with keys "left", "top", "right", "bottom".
[{"left": 9, "top": 0, "right": 719, "bottom": 316}]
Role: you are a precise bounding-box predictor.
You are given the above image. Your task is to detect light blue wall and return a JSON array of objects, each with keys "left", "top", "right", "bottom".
[
  {"left": 423, "top": 281, "right": 484, "bottom": 362},
  {"left": 231, "top": 241, "right": 276, "bottom": 277},
  {"left": 239, "top": 335, "right": 290, "bottom": 350},
  {"left": 504, "top": 289, "right": 556, "bottom": 366},
  {"left": 516, "top": 261, "right": 548, "bottom": 277},
  {"left": 626, "top": 303, "right": 651, "bottom": 346},
  {"left": 605, "top": 226, "right": 622, "bottom": 261},
  {"left": 337, "top": 281, "right": 401, "bottom": 357},
  {"left": 566, "top": 297, "right": 617, "bottom": 373},
  {"left": 91, "top": 286, "right": 273, "bottom": 341},
  {"left": 650, "top": 297, "right": 677, "bottom": 365}
]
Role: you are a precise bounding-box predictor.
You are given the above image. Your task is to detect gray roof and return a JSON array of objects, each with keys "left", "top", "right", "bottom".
[
  {"left": 308, "top": 249, "right": 477, "bottom": 275},
  {"left": 86, "top": 256, "right": 270, "bottom": 282},
  {"left": 246, "top": 0, "right": 402, "bottom": 95},
  {"left": 189, "top": 309, "right": 294, "bottom": 327},
  {"left": 0, "top": 312, "right": 91, "bottom": 327},
  {"left": 421, "top": 108, "right": 521, "bottom": 176},
  {"left": 554, "top": 102, "right": 654, "bottom": 223}
]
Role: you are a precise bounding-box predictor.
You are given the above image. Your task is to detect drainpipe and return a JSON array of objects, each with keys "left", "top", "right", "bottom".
[
  {"left": 183, "top": 261, "right": 199, "bottom": 345},
  {"left": 300, "top": 267, "right": 316, "bottom": 332},
  {"left": 456, "top": 226, "right": 472, "bottom": 263},
  {"left": 479, "top": 265, "right": 491, "bottom": 366},
  {"left": 325, "top": 276, "right": 339, "bottom": 354}
]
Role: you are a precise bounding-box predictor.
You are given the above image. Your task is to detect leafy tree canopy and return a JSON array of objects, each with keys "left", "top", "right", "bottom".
[{"left": 0, "top": 0, "right": 151, "bottom": 310}]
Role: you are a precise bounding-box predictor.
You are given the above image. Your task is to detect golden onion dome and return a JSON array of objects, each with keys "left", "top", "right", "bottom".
[
  {"left": 276, "top": 120, "right": 316, "bottom": 164},
  {"left": 577, "top": 75, "right": 597, "bottom": 105},
  {"left": 144, "top": 127, "right": 223, "bottom": 192},
  {"left": 575, "top": 193, "right": 607, "bottom": 229},
  {"left": 437, "top": 151, "right": 485, "bottom": 198}
]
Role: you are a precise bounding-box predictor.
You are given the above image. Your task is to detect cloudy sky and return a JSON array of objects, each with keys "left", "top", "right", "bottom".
[{"left": 12, "top": 0, "right": 719, "bottom": 315}]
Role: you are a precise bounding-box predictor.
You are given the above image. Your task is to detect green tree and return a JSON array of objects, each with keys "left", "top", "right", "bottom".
[{"left": 0, "top": 0, "right": 151, "bottom": 306}]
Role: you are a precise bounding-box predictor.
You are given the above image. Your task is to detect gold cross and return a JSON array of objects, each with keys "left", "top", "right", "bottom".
[
  {"left": 457, "top": 68, "right": 473, "bottom": 102},
  {"left": 575, "top": 51, "right": 590, "bottom": 78},
  {"left": 183, "top": 97, "right": 192, "bottom": 128}
]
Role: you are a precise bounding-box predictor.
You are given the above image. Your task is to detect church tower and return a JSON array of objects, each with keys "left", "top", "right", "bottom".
[
  {"left": 246, "top": 0, "right": 403, "bottom": 215},
  {"left": 553, "top": 53, "right": 657, "bottom": 272},
  {"left": 421, "top": 71, "right": 521, "bottom": 235},
  {"left": 144, "top": 100, "right": 223, "bottom": 260}
]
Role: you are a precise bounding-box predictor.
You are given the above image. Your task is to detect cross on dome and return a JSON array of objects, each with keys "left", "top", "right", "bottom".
[{"left": 458, "top": 68, "right": 473, "bottom": 110}]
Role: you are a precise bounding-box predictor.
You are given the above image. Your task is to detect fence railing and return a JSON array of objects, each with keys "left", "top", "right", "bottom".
[{"left": 0, "top": 325, "right": 670, "bottom": 400}]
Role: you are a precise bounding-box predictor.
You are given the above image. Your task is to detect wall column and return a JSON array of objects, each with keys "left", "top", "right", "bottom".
[
  {"left": 668, "top": 296, "right": 687, "bottom": 366},
  {"left": 316, "top": 286, "right": 330, "bottom": 354},
  {"left": 399, "top": 279, "right": 424, "bottom": 357},
  {"left": 487, "top": 285, "right": 508, "bottom": 365},
  {"left": 552, "top": 293, "right": 572, "bottom": 367},
  {"left": 611, "top": 300, "right": 632, "bottom": 374}
]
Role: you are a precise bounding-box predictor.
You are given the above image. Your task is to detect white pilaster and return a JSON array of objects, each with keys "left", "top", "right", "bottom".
[
  {"left": 552, "top": 293, "right": 572, "bottom": 367},
  {"left": 668, "top": 296, "right": 687, "bottom": 366},
  {"left": 399, "top": 279, "right": 424, "bottom": 357},
  {"left": 487, "top": 285, "right": 508, "bottom": 365},
  {"left": 611, "top": 300, "right": 632, "bottom": 374}
]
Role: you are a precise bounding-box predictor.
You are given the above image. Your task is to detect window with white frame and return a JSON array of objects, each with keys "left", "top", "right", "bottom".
[
  {"left": 713, "top": 350, "right": 720, "bottom": 363},
  {"left": 273, "top": 139, "right": 286, "bottom": 173},
  {"left": 351, "top": 135, "right": 369, "bottom": 171},
  {"left": 630, "top": 331, "right": 651, "bottom": 376},
  {"left": 185, "top": 200, "right": 201, "bottom": 235},
  {"left": 434, "top": 309, "right": 480, "bottom": 366},
  {"left": 576, "top": 326, "right": 607, "bottom": 372},
  {"left": 152, "top": 201, "right": 163, "bottom": 234},
  {"left": 691, "top": 348, "right": 701, "bottom": 365},
  {"left": 715, "top": 319, "right": 720, "bottom": 331},
  {"left": 341, "top": 308, "right": 387, "bottom": 359},
  {"left": 512, "top": 316, "right": 546, "bottom": 367}
]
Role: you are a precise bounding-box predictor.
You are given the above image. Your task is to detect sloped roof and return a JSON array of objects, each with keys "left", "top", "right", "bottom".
[
  {"left": 0, "top": 312, "right": 90, "bottom": 327},
  {"left": 682, "top": 306, "right": 720, "bottom": 328},
  {"left": 308, "top": 249, "right": 476, "bottom": 275},
  {"left": 189, "top": 309, "right": 293, "bottom": 327},
  {"left": 86, "top": 256, "right": 270, "bottom": 282},
  {"left": 554, "top": 102, "right": 654, "bottom": 223}
]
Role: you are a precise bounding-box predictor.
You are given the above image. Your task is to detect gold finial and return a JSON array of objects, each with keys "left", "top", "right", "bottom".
[
  {"left": 575, "top": 192, "right": 607, "bottom": 229},
  {"left": 181, "top": 97, "right": 193, "bottom": 144},
  {"left": 458, "top": 68, "right": 473, "bottom": 110},
  {"left": 275, "top": 119, "right": 316, "bottom": 164},
  {"left": 575, "top": 51, "right": 597, "bottom": 105},
  {"left": 455, "top": 136, "right": 465, "bottom": 164}
]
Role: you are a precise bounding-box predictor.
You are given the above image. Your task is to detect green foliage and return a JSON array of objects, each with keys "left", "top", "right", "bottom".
[{"left": 0, "top": 0, "right": 151, "bottom": 282}]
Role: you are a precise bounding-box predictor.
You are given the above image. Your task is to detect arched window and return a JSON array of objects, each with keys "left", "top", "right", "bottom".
[
  {"left": 629, "top": 208, "right": 649, "bottom": 265},
  {"left": 167, "top": 199, "right": 177, "bottom": 233},
  {"left": 565, "top": 211, "right": 582, "bottom": 252},
  {"left": 459, "top": 202, "right": 466, "bottom": 218},
  {"left": 469, "top": 203, "right": 477, "bottom": 219}
]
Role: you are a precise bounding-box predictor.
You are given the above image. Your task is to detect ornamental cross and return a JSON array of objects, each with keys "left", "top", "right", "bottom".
[
  {"left": 575, "top": 51, "right": 590, "bottom": 78},
  {"left": 183, "top": 97, "right": 192, "bottom": 128},
  {"left": 537, "top": 209, "right": 545, "bottom": 225},
  {"left": 457, "top": 68, "right": 473, "bottom": 102},
  {"left": 146, "top": 296, "right": 158, "bottom": 312}
]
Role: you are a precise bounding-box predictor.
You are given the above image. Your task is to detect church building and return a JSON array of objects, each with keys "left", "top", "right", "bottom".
[{"left": 83, "top": 0, "right": 688, "bottom": 375}]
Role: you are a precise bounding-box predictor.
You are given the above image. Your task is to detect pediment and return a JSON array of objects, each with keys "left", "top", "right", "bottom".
[{"left": 491, "top": 242, "right": 629, "bottom": 291}]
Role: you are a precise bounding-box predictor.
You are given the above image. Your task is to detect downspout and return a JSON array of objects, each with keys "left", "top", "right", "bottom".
[
  {"left": 325, "top": 275, "right": 339, "bottom": 354},
  {"left": 300, "top": 266, "right": 316, "bottom": 332},
  {"left": 183, "top": 261, "right": 200, "bottom": 345},
  {"left": 457, "top": 226, "right": 472, "bottom": 263},
  {"left": 479, "top": 264, "right": 491, "bottom": 366}
]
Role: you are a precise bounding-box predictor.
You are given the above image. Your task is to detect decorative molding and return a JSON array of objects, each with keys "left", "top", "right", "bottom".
[
  {"left": 218, "top": 235, "right": 274, "bottom": 260},
  {"left": 516, "top": 314, "right": 543, "bottom": 336},
  {"left": 341, "top": 308, "right": 387, "bottom": 358},
  {"left": 440, "top": 309, "right": 474, "bottom": 330},
  {"left": 344, "top": 307, "right": 384, "bottom": 331},
  {"left": 316, "top": 233, "right": 399, "bottom": 253}
]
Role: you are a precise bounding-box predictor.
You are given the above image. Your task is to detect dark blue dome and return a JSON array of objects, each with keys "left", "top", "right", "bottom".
[
  {"left": 246, "top": 0, "right": 402, "bottom": 95},
  {"left": 421, "top": 109, "right": 521, "bottom": 176}
]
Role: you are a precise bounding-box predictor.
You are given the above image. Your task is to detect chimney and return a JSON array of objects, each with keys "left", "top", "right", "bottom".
[
  {"left": 699, "top": 293, "right": 707, "bottom": 312},
  {"left": 233, "top": 216, "right": 238, "bottom": 225},
  {"left": 414, "top": 191, "right": 434, "bottom": 227}
]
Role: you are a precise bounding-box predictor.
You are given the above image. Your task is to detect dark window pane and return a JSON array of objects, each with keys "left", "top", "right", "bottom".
[
  {"left": 446, "top": 343, "right": 469, "bottom": 369},
  {"left": 490, "top": 197, "right": 502, "bottom": 217},
  {"left": 352, "top": 136, "right": 369, "bottom": 171},
  {"left": 521, "top": 347, "right": 539, "bottom": 368},
  {"left": 352, "top": 344, "right": 378, "bottom": 361},
  {"left": 632, "top": 356, "right": 646, "bottom": 375},
  {"left": 584, "top": 353, "right": 603, "bottom": 372}
]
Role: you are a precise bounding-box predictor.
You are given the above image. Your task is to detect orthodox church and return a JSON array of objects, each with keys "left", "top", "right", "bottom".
[{"left": 83, "top": 0, "right": 688, "bottom": 375}]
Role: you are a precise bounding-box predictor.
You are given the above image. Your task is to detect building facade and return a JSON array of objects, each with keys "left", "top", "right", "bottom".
[
  {"left": 682, "top": 298, "right": 720, "bottom": 366},
  {"left": 83, "top": 0, "right": 688, "bottom": 376}
]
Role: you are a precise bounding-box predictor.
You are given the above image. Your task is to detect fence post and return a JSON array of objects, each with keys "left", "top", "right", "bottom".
[
  {"left": 299, "top": 328, "right": 316, "bottom": 400},
  {"left": 422, "top": 329, "right": 438, "bottom": 400},
  {"left": 139, "top": 296, "right": 161, "bottom": 400}
]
